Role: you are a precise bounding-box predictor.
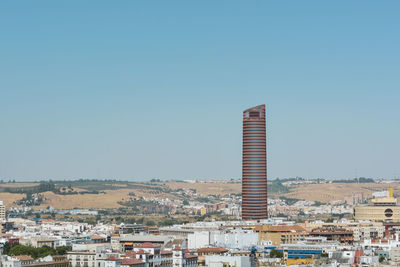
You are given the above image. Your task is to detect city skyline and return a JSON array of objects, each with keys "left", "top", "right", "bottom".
[{"left": 1, "top": 1, "right": 400, "bottom": 180}]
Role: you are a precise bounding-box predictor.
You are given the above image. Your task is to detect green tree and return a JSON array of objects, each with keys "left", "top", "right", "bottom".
[
  {"left": 55, "top": 246, "right": 72, "bottom": 255},
  {"left": 270, "top": 249, "right": 283, "bottom": 258},
  {"left": 9, "top": 245, "right": 37, "bottom": 258},
  {"left": 3, "top": 242, "right": 12, "bottom": 255},
  {"left": 379, "top": 256, "right": 385, "bottom": 263},
  {"left": 37, "top": 246, "right": 56, "bottom": 258},
  {"left": 9, "top": 245, "right": 57, "bottom": 259}
]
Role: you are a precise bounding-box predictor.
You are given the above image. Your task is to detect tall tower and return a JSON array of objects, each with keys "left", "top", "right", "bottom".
[{"left": 242, "top": 104, "right": 268, "bottom": 220}]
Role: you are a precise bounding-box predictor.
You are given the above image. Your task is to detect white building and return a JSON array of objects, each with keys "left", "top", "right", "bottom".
[
  {"left": 205, "top": 255, "right": 250, "bottom": 267},
  {"left": 1, "top": 256, "right": 22, "bottom": 267},
  {"left": 172, "top": 248, "right": 197, "bottom": 267},
  {"left": 188, "top": 230, "right": 258, "bottom": 250},
  {"left": 67, "top": 244, "right": 114, "bottom": 267}
]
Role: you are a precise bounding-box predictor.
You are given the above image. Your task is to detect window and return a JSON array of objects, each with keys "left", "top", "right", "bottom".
[
  {"left": 385, "top": 209, "right": 393, "bottom": 217},
  {"left": 249, "top": 111, "right": 260, "bottom": 118}
]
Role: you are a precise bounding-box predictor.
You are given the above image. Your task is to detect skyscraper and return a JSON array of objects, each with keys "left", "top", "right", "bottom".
[{"left": 242, "top": 104, "right": 268, "bottom": 220}]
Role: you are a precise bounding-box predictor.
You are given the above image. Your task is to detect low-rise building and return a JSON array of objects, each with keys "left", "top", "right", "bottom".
[
  {"left": 254, "top": 225, "right": 308, "bottom": 246},
  {"left": 205, "top": 255, "right": 250, "bottom": 267}
]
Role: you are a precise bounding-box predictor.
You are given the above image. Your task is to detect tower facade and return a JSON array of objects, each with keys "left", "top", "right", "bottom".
[{"left": 242, "top": 104, "right": 268, "bottom": 220}]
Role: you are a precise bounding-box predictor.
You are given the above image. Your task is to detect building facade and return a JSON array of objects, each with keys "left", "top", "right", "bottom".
[
  {"left": 254, "top": 225, "right": 308, "bottom": 246},
  {"left": 0, "top": 201, "right": 6, "bottom": 221},
  {"left": 354, "top": 188, "right": 400, "bottom": 222},
  {"left": 242, "top": 105, "right": 268, "bottom": 220}
]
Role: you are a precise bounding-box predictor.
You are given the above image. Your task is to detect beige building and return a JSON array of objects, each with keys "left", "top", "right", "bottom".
[
  {"left": 391, "top": 247, "right": 400, "bottom": 263},
  {"left": 253, "top": 225, "right": 309, "bottom": 246},
  {"left": 0, "top": 201, "right": 6, "bottom": 221},
  {"left": 352, "top": 223, "right": 385, "bottom": 241},
  {"left": 354, "top": 188, "right": 400, "bottom": 222}
]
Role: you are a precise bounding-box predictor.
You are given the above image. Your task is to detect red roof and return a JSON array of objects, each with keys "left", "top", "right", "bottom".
[
  {"left": 124, "top": 251, "right": 137, "bottom": 257},
  {"left": 135, "top": 249, "right": 149, "bottom": 254},
  {"left": 161, "top": 250, "right": 173, "bottom": 255},
  {"left": 196, "top": 248, "right": 228, "bottom": 254},
  {"left": 134, "top": 242, "right": 160, "bottom": 248},
  {"left": 14, "top": 256, "right": 33, "bottom": 261},
  {"left": 121, "top": 258, "right": 144, "bottom": 265},
  {"left": 185, "top": 254, "right": 198, "bottom": 259}
]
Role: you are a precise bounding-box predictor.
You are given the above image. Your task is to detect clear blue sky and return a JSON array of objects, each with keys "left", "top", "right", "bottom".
[{"left": 1, "top": 1, "right": 399, "bottom": 181}]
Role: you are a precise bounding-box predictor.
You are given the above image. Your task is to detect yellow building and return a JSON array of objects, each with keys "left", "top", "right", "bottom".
[
  {"left": 253, "top": 225, "right": 308, "bottom": 246},
  {"left": 286, "top": 258, "right": 314, "bottom": 266},
  {"left": 354, "top": 187, "right": 400, "bottom": 222},
  {"left": 200, "top": 208, "right": 207, "bottom": 216}
]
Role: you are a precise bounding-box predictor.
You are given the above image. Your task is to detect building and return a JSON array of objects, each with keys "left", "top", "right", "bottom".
[
  {"left": 32, "top": 238, "right": 56, "bottom": 248},
  {"left": 286, "top": 258, "right": 314, "bottom": 266},
  {"left": 0, "top": 201, "right": 6, "bottom": 221},
  {"left": 254, "top": 225, "right": 308, "bottom": 246},
  {"left": 309, "top": 227, "right": 353, "bottom": 244},
  {"left": 188, "top": 230, "right": 258, "bottom": 250},
  {"left": 1, "top": 256, "right": 22, "bottom": 267},
  {"left": 67, "top": 250, "right": 96, "bottom": 267},
  {"left": 113, "top": 235, "right": 170, "bottom": 252},
  {"left": 120, "top": 258, "right": 146, "bottom": 267},
  {"left": 205, "top": 255, "right": 251, "bottom": 267},
  {"left": 353, "top": 223, "right": 385, "bottom": 242},
  {"left": 242, "top": 104, "right": 268, "bottom": 220},
  {"left": 354, "top": 188, "right": 400, "bottom": 222},
  {"left": 1, "top": 256, "right": 69, "bottom": 267},
  {"left": 390, "top": 247, "right": 400, "bottom": 263},
  {"left": 12, "top": 256, "right": 34, "bottom": 266},
  {"left": 25, "top": 256, "right": 69, "bottom": 267},
  {"left": 172, "top": 247, "right": 198, "bottom": 267},
  {"left": 67, "top": 244, "right": 114, "bottom": 267},
  {"left": 196, "top": 248, "right": 228, "bottom": 266}
]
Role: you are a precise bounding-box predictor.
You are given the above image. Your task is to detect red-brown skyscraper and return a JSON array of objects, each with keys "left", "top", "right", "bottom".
[{"left": 242, "top": 104, "right": 268, "bottom": 220}]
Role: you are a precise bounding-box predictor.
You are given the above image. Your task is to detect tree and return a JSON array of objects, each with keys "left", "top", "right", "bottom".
[
  {"left": 379, "top": 256, "right": 385, "bottom": 263},
  {"left": 37, "top": 246, "right": 56, "bottom": 258},
  {"left": 9, "top": 245, "right": 58, "bottom": 259},
  {"left": 270, "top": 249, "right": 283, "bottom": 258},
  {"left": 9, "top": 245, "right": 38, "bottom": 258},
  {"left": 55, "top": 246, "right": 72, "bottom": 255},
  {"left": 3, "top": 242, "right": 12, "bottom": 255}
]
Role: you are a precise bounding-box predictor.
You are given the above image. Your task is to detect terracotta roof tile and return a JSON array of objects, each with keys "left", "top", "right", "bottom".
[
  {"left": 196, "top": 248, "right": 228, "bottom": 253},
  {"left": 121, "top": 258, "right": 144, "bottom": 265}
]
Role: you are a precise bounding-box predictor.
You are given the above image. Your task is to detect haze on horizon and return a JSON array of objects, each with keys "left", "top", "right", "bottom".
[{"left": 1, "top": 1, "right": 399, "bottom": 181}]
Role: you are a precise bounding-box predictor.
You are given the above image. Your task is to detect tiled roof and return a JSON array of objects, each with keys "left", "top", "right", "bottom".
[
  {"left": 121, "top": 258, "right": 144, "bottom": 265},
  {"left": 196, "top": 248, "right": 229, "bottom": 253},
  {"left": 161, "top": 250, "right": 173, "bottom": 255},
  {"left": 253, "top": 225, "right": 306, "bottom": 232},
  {"left": 135, "top": 249, "right": 149, "bottom": 254},
  {"left": 134, "top": 242, "right": 160, "bottom": 248},
  {"left": 185, "top": 254, "right": 198, "bottom": 259},
  {"left": 14, "top": 256, "right": 34, "bottom": 261}
]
